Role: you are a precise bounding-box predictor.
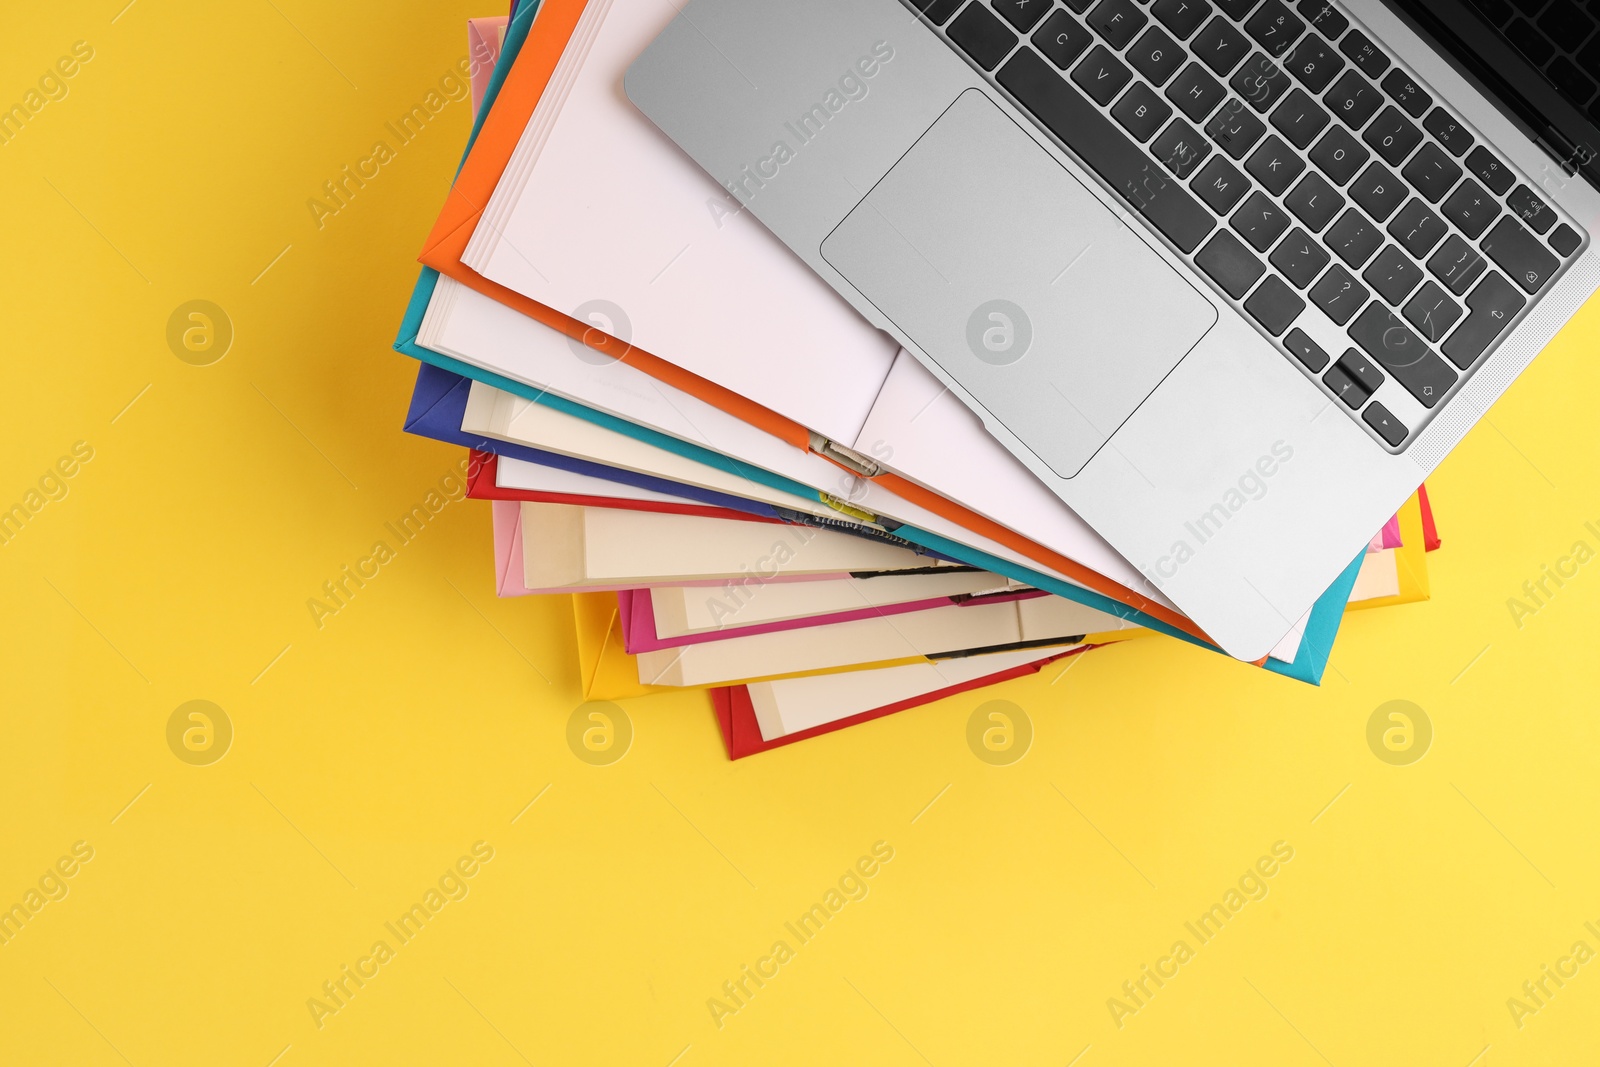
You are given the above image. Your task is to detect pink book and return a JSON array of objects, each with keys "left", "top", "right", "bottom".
[{"left": 1369, "top": 513, "right": 1403, "bottom": 553}]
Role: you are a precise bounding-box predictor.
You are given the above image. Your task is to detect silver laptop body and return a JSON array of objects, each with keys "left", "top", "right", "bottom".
[{"left": 625, "top": 0, "right": 1600, "bottom": 659}]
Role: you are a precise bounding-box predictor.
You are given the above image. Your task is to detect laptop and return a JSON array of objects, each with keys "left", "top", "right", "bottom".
[{"left": 624, "top": 0, "right": 1599, "bottom": 659}]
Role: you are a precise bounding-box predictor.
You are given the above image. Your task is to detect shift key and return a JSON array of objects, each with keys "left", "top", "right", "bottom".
[
  {"left": 1348, "top": 303, "right": 1457, "bottom": 407},
  {"left": 999, "top": 48, "right": 1216, "bottom": 252}
]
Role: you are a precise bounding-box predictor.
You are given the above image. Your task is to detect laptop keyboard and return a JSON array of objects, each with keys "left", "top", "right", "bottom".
[{"left": 909, "top": 0, "right": 1589, "bottom": 450}]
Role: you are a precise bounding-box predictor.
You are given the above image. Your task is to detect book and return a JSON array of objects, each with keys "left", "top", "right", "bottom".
[
  {"left": 618, "top": 585, "right": 1043, "bottom": 654},
  {"left": 633, "top": 592, "right": 1135, "bottom": 687},
  {"left": 644, "top": 572, "right": 1027, "bottom": 637},
  {"left": 518, "top": 502, "right": 962, "bottom": 589}
]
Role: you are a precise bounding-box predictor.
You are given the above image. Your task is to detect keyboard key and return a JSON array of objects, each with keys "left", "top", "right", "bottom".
[
  {"left": 1112, "top": 81, "right": 1174, "bottom": 140},
  {"left": 1481, "top": 215, "right": 1559, "bottom": 292},
  {"left": 1428, "top": 234, "right": 1487, "bottom": 294},
  {"left": 1151, "top": 116, "right": 1214, "bottom": 177},
  {"left": 998, "top": 49, "right": 1218, "bottom": 252},
  {"left": 1402, "top": 280, "right": 1463, "bottom": 343},
  {"left": 1271, "top": 87, "right": 1330, "bottom": 147},
  {"left": 1310, "top": 125, "right": 1370, "bottom": 184},
  {"left": 1245, "top": 0, "right": 1304, "bottom": 57},
  {"left": 1380, "top": 68, "right": 1431, "bottom": 118},
  {"left": 1284, "top": 326, "right": 1331, "bottom": 369},
  {"left": 1192, "top": 154, "right": 1252, "bottom": 211},
  {"left": 1505, "top": 16, "right": 1555, "bottom": 63},
  {"left": 1507, "top": 185, "right": 1556, "bottom": 234},
  {"left": 1362, "top": 106, "right": 1423, "bottom": 165},
  {"left": 1401, "top": 142, "right": 1462, "bottom": 202},
  {"left": 1087, "top": 0, "right": 1150, "bottom": 48},
  {"left": 1348, "top": 304, "right": 1458, "bottom": 406},
  {"left": 1064, "top": 0, "right": 1097, "bottom": 13},
  {"left": 1442, "top": 270, "right": 1525, "bottom": 366},
  {"left": 1285, "top": 35, "right": 1344, "bottom": 93},
  {"left": 1325, "top": 207, "right": 1383, "bottom": 267},
  {"left": 1285, "top": 171, "right": 1344, "bottom": 230},
  {"left": 1363, "top": 243, "right": 1424, "bottom": 304},
  {"left": 1244, "top": 275, "right": 1306, "bottom": 334},
  {"left": 1323, "top": 360, "right": 1372, "bottom": 407},
  {"left": 1230, "top": 52, "right": 1293, "bottom": 111},
  {"left": 1271, "top": 226, "right": 1332, "bottom": 286},
  {"left": 1339, "top": 29, "right": 1391, "bottom": 79},
  {"left": 1422, "top": 107, "right": 1474, "bottom": 156},
  {"left": 1195, "top": 229, "right": 1267, "bottom": 297},
  {"left": 1245, "top": 133, "right": 1305, "bottom": 194},
  {"left": 1323, "top": 70, "right": 1383, "bottom": 130},
  {"left": 1192, "top": 16, "right": 1251, "bottom": 74},
  {"left": 1152, "top": 0, "right": 1212, "bottom": 38},
  {"left": 1336, "top": 347, "right": 1386, "bottom": 393},
  {"left": 1363, "top": 401, "right": 1409, "bottom": 446},
  {"left": 1310, "top": 263, "right": 1369, "bottom": 323},
  {"left": 1127, "top": 26, "right": 1185, "bottom": 84},
  {"left": 1388, "top": 198, "right": 1447, "bottom": 256},
  {"left": 1166, "top": 62, "right": 1228, "bottom": 120},
  {"left": 1205, "top": 99, "right": 1268, "bottom": 157},
  {"left": 1541, "top": 1, "right": 1595, "bottom": 46},
  {"left": 1073, "top": 44, "right": 1134, "bottom": 103},
  {"left": 1350, "top": 162, "right": 1407, "bottom": 221},
  {"left": 1296, "top": 0, "right": 1348, "bottom": 38},
  {"left": 994, "top": 0, "right": 1055, "bottom": 31},
  {"left": 1231, "top": 190, "right": 1292, "bottom": 249},
  {"left": 1550, "top": 224, "right": 1582, "bottom": 257},
  {"left": 1034, "top": 10, "right": 1096, "bottom": 67},
  {"left": 1440, "top": 178, "right": 1500, "bottom": 239},
  {"left": 1465, "top": 145, "right": 1513, "bottom": 194},
  {"left": 950, "top": 4, "right": 1019, "bottom": 70}
]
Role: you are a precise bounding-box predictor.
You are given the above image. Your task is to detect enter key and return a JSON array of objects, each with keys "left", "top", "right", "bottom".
[{"left": 1442, "top": 270, "right": 1526, "bottom": 369}]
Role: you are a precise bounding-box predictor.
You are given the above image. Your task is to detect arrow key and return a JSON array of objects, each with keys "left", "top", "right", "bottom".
[
  {"left": 1335, "top": 347, "right": 1386, "bottom": 393},
  {"left": 1362, "top": 400, "right": 1409, "bottom": 446}
]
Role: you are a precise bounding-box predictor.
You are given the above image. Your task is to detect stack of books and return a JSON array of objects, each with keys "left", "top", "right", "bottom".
[{"left": 395, "top": 2, "right": 1441, "bottom": 758}]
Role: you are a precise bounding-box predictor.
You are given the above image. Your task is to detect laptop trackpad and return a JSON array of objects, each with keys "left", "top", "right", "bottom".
[{"left": 821, "top": 90, "right": 1217, "bottom": 479}]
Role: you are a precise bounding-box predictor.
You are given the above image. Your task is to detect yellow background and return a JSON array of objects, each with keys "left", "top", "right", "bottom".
[{"left": 3, "top": 1, "right": 1599, "bottom": 1063}]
